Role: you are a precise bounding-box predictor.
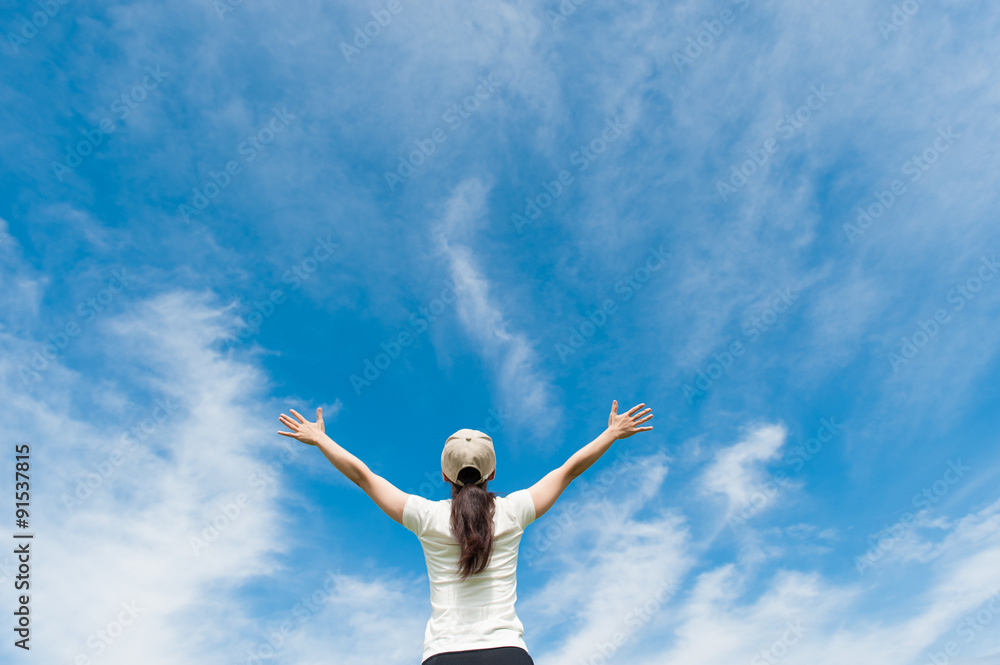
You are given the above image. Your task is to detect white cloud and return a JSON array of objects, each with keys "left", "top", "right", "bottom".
[
  {"left": 511, "top": 450, "right": 1000, "bottom": 665},
  {"left": 0, "top": 289, "right": 407, "bottom": 664},
  {"left": 701, "top": 423, "right": 790, "bottom": 514},
  {"left": 433, "top": 178, "right": 563, "bottom": 437}
]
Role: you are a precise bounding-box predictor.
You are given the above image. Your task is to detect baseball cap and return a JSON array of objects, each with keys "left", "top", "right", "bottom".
[{"left": 442, "top": 429, "right": 496, "bottom": 486}]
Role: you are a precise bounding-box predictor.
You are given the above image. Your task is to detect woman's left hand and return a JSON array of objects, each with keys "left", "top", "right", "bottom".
[{"left": 278, "top": 407, "right": 325, "bottom": 446}]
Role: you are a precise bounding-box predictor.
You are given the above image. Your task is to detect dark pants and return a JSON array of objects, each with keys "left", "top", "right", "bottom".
[{"left": 422, "top": 646, "right": 535, "bottom": 665}]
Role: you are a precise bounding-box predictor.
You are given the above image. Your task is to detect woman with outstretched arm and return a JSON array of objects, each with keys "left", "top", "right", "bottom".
[{"left": 278, "top": 399, "right": 654, "bottom": 665}]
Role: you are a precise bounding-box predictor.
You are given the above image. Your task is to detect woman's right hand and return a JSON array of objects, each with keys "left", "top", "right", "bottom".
[{"left": 608, "top": 400, "right": 653, "bottom": 439}]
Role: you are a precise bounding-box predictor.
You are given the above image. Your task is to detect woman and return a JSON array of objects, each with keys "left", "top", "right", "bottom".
[{"left": 278, "top": 400, "right": 653, "bottom": 664}]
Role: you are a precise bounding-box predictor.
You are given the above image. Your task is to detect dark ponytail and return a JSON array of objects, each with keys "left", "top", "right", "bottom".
[{"left": 449, "top": 466, "right": 497, "bottom": 580}]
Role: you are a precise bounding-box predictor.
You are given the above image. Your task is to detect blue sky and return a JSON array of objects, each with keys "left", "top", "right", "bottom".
[{"left": 2, "top": 0, "right": 1000, "bottom": 663}]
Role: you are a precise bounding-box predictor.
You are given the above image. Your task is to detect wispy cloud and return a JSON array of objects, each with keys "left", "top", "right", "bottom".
[
  {"left": 433, "top": 177, "right": 562, "bottom": 438},
  {"left": 701, "top": 423, "right": 790, "bottom": 512},
  {"left": 0, "top": 286, "right": 406, "bottom": 664},
  {"left": 517, "top": 452, "right": 1000, "bottom": 665}
]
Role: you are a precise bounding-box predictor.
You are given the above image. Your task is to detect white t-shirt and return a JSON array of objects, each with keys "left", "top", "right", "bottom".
[{"left": 403, "top": 488, "right": 537, "bottom": 663}]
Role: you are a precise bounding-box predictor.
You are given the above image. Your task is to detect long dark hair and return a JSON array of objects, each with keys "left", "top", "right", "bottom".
[{"left": 449, "top": 466, "right": 497, "bottom": 580}]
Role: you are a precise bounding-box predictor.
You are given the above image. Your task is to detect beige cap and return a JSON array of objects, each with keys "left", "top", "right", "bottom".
[{"left": 441, "top": 429, "right": 496, "bottom": 486}]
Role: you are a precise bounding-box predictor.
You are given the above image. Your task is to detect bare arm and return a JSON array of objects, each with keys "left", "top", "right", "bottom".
[
  {"left": 278, "top": 407, "right": 409, "bottom": 524},
  {"left": 527, "top": 400, "right": 653, "bottom": 520}
]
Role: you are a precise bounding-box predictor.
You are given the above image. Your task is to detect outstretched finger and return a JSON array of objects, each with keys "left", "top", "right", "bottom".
[
  {"left": 635, "top": 413, "right": 653, "bottom": 425},
  {"left": 277, "top": 430, "right": 299, "bottom": 438},
  {"left": 279, "top": 415, "right": 298, "bottom": 428},
  {"left": 611, "top": 400, "right": 618, "bottom": 415},
  {"left": 316, "top": 407, "right": 323, "bottom": 421},
  {"left": 636, "top": 426, "right": 653, "bottom": 432},
  {"left": 289, "top": 409, "right": 307, "bottom": 423},
  {"left": 626, "top": 403, "right": 645, "bottom": 417}
]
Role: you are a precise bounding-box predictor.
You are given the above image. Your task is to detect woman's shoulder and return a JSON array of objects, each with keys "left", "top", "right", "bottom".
[{"left": 497, "top": 489, "right": 530, "bottom": 504}]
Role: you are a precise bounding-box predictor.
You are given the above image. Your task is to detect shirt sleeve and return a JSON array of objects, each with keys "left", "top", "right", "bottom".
[
  {"left": 402, "top": 494, "right": 434, "bottom": 537},
  {"left": 507, "top": 489, "right": 537, "bottom": 529}
]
